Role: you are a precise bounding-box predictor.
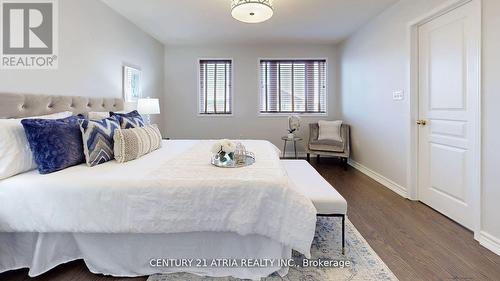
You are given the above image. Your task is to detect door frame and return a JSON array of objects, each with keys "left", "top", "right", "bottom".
[{"left": 406, "top": 0, "right": 482, "bottom": 237}]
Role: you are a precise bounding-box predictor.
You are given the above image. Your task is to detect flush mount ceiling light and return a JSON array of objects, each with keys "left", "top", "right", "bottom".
[{"left": 231, "top": 0, "right": 273, "bottom": 24}]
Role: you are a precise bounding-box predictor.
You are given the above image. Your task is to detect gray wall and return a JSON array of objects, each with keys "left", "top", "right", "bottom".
[
  {"left": 340, "top": 0, "right": 449, "bottom": 189},
  {"left": 340, "top": 0, "right": 500, "bottom": 253},
  {"left": 0, "top": 0, "right": 165, "bottom": 130},
  {"left": 163, "top": 44, "right": 340, "bottom": 154}
]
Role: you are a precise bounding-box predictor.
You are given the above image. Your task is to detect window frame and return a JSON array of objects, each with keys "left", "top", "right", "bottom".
[
  {"left": 197, "top": 58, "right": 234, "bottom": 117},
  {"left": 257, "top": 58, "right": 328, "bottom": 117}
]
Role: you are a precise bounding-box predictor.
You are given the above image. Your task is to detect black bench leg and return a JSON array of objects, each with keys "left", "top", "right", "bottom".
[
  {"left": 318, "top": 214, "right": 347, "bottom": 255},
  {"left": 316, "top": 154, "right": 320, "bottom": 163},
  {"left": 341, "top": 215, "right": 345, "bottom": 255},
  {"left": 306, "top": 153, "right": 310, "bottom": 162}
]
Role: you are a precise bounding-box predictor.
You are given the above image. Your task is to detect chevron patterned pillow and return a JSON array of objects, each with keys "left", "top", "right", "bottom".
[
  {"left": 110, "top": 110, "right": 145, "bottom": 129},
  {"left": 79, "top": 116, "right": 121, "bottom": 167}
]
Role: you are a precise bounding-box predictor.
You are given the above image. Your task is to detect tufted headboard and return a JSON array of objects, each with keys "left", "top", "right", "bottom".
[{"left": 0, "top": 93, "right": 124, "bottom": 118}]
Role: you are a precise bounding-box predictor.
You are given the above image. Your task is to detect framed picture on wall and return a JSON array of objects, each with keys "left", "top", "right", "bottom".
[{"left": 123, "top": 65, "right": 142, "bottom": 102}]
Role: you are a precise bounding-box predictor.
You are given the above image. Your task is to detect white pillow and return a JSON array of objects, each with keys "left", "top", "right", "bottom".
[
  {"left": 0, "top": 111, "right": 73, "bottom": 180},
  {"left": 86, "top": 111, "right": 110, "bottom": 120},
  {"left": 318, "top": 120, "right": 343, "bottom": 142}
]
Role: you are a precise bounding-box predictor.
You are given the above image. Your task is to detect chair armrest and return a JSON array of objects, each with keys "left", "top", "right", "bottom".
[
  {"left": 309, "top": 123, "right": 319, "bottom": 142},
  {"left": 342, "top": 124, "right": 351, "bottom": 157}
]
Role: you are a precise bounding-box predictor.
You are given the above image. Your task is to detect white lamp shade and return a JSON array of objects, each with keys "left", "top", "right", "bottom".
[
  {"left": 137, "top": 98, "right": 160, "bottom": 115},
  {"left": 123, "top": 101, "right": 138, "bottom": 112}
]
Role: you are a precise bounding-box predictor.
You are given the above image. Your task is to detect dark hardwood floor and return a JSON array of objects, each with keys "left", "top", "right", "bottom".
[{"left": 2, "top": 158, "right": 500, "bottom": 281}]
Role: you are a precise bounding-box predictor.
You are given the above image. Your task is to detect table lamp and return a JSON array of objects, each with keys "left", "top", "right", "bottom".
[{"left": 137, "top": 97, "right": 160, "bottom": 125}]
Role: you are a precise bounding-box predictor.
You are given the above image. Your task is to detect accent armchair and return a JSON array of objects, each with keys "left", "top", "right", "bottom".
[{"left": 307, "top": 123, "right": 351, "bottom": 170}]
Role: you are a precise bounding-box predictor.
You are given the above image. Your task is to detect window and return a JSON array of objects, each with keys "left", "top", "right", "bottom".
[
  {"left": 199, "top": 59, "right": 232, "bottom": 115},
  {"left": 260, "top": 59, "right": 327, "bottom": 114}
]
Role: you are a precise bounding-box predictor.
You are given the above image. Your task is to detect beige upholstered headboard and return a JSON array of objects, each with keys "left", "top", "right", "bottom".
[{"left": 0, "top": 93, "right": 124, "bottom": 118}]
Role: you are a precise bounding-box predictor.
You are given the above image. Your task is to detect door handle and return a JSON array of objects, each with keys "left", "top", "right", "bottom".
[{"left": 416, "top": 120, "right": 427, "bottom": 126}]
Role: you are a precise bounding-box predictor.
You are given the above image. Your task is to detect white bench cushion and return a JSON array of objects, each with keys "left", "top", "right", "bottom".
[{"left": 282, "top": 160, "right": 347, "bottom": 215}]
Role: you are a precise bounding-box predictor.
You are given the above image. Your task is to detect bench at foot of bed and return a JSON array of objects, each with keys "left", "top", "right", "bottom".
[{"left": 282, "top": 160, "right": 348, "bottom": 255}]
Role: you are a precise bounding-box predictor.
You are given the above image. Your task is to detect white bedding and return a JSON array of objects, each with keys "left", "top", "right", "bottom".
[
  {"left": 0, "top": 231, "right": 291, "bottom": 279},
  {"left": 0, "top": 140, "right": 317, "bottom": 257}
]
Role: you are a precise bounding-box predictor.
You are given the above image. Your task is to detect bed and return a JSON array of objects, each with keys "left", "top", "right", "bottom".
[{"left": 0, "top": 93, "right": 317, "bottom": 280}]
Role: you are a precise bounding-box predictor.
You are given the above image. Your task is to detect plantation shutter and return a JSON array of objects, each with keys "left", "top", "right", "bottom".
[{"left": 260, "top": 59, "right": 326, "bottom": 113}]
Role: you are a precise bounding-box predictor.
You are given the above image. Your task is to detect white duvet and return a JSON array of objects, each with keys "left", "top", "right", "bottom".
[{"left": 0, "top": 140, "right": 317, "bottom": 257}]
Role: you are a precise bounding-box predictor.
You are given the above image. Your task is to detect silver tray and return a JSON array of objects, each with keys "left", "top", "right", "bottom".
[{"left": 211, "top": 152, "right": 255, "bottom": 168}]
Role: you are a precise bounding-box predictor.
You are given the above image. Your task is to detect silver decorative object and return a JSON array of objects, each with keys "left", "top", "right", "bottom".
[
  {"left": 214, "top": 151, "right": 234, "bottom": 163},
  {"left": 234, "top": 142, "right": 247, "bottom": 165},
  {"left": 211, "top": 151, "right": 255, "bottom": 168}
]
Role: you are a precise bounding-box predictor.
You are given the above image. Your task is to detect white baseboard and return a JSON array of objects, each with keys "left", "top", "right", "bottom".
[
  {"left": 478, "top": 231, "right": 500, "bottom": 256},
  {"left": 348, "top": 159, "right": 409, "bottom": 198}
]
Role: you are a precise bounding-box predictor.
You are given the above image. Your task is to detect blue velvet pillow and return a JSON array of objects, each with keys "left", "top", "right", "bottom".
[
  {"left": 21, "top": 116, "right": 85, "bottom": 174},
  {"left": 110, "top": 110, "right": 144, "bottom": 129}
]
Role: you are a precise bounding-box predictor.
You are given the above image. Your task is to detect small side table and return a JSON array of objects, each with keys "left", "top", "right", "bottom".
[{"left": 281, "top": 136, "right": 302, "bottom": 159}]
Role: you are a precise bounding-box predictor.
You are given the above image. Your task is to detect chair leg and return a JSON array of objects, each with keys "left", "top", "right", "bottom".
[
  {"left": 306, "top": 153, "right": 310, "bottom": 162},
  {"left": 316, "top": 154, "right": 320, "bottom": 163},
  {"left": 343, "top": 157, "right": 348, "bottom": 171},
  {"left": 342, "top": 215, "right": 346, "bottom": 255},
  {"left": 282, "top": 141, "right": 287, "bottom": 159},
  {"left": 294, "top": 141, "right": 298, "bottom": 159}
]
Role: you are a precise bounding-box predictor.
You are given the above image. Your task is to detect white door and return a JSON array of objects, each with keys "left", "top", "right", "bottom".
[{"left": 417, "top": 1, "right": 480, "bottom": 230}]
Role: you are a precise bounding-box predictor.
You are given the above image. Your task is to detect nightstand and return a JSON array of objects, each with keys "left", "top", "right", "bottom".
[{"left": 281, "top": 136, "right": 302, "bottom": 159}]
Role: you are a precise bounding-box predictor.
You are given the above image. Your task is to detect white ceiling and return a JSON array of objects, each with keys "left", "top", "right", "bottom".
[{"left": 101, "top": 0, "right": 398, "bottom": 45}]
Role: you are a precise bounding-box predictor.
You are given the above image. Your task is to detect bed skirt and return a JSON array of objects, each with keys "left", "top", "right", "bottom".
[{"left": 0, "top": 231, "right": 291, "bottom": 280}]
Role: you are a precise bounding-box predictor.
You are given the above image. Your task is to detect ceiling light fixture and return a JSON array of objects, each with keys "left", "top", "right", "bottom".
[{"left": 231, "top": 0, "right": 273, "bottom": 24}]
